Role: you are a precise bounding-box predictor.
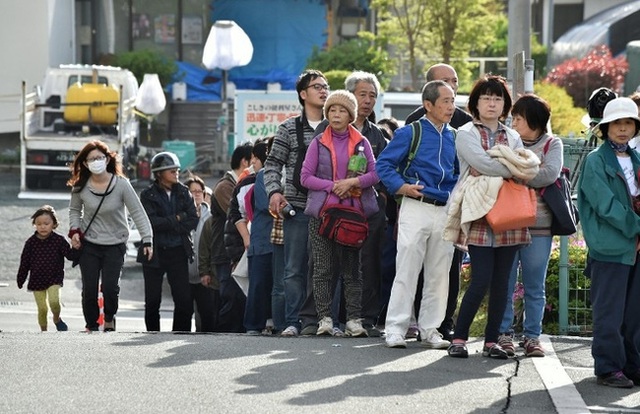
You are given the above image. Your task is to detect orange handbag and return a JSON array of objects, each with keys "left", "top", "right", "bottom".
[{"left": 486, "top": 179, "right": 537, "bottom": 233}]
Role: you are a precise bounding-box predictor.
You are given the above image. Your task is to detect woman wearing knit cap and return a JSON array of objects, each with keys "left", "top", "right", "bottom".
[{"left": 300, "top": 90, "right": 380, "bottom": 337}]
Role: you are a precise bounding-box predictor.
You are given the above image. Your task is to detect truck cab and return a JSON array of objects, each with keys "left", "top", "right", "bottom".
[{"left": 19, "top": 64, "right": 139, "bottom": 199}]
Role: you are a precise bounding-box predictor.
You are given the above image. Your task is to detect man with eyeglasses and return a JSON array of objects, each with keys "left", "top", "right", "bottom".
[{"left": 264, "top": 69, "right": 329, "bottom": 336}]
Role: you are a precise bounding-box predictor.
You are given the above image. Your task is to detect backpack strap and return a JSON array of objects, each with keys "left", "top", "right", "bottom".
[
  {"left": 401, "top": 120, "right": 422, "bottom": 178},
  {"left": 292, "top": 115, "right": 308, "bottom": 195}
]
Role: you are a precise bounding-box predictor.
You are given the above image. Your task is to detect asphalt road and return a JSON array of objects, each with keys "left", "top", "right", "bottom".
[{"left": 2, "top": 167, "right": 640, "bottom": 413}]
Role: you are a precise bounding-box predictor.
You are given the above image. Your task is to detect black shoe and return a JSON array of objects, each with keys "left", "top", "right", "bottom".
[
  {"left": 598, "top": 371, "right": 634, "bottom": 388},
  {"left": 363, "top": 323, "right": 382, "bottom": 337},
  {"left": 300, "top": 324, "right": 317, "bottom": 336},
  {"left": 624, "top": 369, "right": 640, "bottom": 386},
  {"left": 437, "top": 327, "right": 453, "bottom": 342},
  {"left": 104, "top": 317, "right": 116, "bottom": 332},
  {"left": 482, "top": 344, "right": 508, "bottom": 359},
  {"left": 447, "top": 343, "right": 468, "bottom": 358}
]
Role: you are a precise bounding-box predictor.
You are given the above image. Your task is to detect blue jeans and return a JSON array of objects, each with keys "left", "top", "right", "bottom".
[
  {"left": 244, "top": 253, "right": 273, "bottom": 331},
  {"left": 499, "top": 236, "right": 552, "bottom": 338},
  {"left": 282, "top": 208, "right": 309, "bottom": 329},
  {"left": 271, "top": 244, "right": 286, "bottom": 332}
]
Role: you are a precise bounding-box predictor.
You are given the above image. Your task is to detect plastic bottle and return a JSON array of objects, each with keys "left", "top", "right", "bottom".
[{"left": 347, "top": 145, "right": 366, "bottom": 197}]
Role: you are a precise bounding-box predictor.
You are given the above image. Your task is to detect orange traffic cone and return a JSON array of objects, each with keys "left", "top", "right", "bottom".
[{"left": 97, "top": 284, "right": 104, "bottom": 330}]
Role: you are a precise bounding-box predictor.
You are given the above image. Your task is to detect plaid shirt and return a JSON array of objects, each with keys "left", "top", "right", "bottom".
[
  {"left": 457, "top": 121, "right": 531, "bottom": 247},
  {"left": 270, "top": 216, "right": 284, "bottom": 245}
]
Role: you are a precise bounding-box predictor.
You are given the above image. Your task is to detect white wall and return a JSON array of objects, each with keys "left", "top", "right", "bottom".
[{"left": 0, "top": 0, "right": 74, "bottom": 134}]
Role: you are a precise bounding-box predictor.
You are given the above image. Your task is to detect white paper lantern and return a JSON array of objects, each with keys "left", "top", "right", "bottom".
[
  {"left": 202, "top": 20, "right": 253, "bottom": 71},
  {"left": 135, "top": 74, "right": 166, "bottom": 115}
]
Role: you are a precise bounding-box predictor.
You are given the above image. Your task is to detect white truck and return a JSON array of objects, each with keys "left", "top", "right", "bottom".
[{"left": 19, "top": 64, "right": 140, "bottom": 199}]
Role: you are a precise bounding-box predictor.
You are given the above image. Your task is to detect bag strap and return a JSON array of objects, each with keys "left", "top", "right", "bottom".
[
  {"left": 84, "top": 173, "right": 114, "bottom": 235},
  {"left": 543, "top": 136, "right": 554, "bottom": 155}
]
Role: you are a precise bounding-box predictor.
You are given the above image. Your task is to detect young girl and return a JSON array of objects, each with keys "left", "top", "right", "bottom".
[{"left": 17, "top": 205, "right": 77, "bottom": 331}]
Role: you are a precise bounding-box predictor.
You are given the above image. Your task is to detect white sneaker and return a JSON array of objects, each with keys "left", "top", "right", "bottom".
[
  {"left": 316, "top": 317, "right": 333, "bottom": 336},
  {"left": 385, "top": 333, "right": 407, "bottom": 348},
  {"left": 421, "top": 328, "right": 451, "bottom": 349},
  {"left": 345, "top": 319, "right": 368, "bottom": 337},
  {"left": 332, "top": 326, "right": 344, "bottom": 337},
  {"left": 280, "top": 325, "right": 298, "bottom": 337}
]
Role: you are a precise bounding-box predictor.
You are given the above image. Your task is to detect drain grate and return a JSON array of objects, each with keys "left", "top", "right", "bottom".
[{"left": 0, "top": 301, "right": 21, "bottom": 306}]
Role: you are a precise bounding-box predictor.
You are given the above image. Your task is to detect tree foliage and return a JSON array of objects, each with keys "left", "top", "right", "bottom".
[
  {"left": 370, "top": 0, "right": 501, "bottom": 91},
  {"left": 482, "top": 14, "right": 548, "bottom": 80},
  {"left": 113, "top": 49, "right": 178, "bottom": 88},
  {"left": 534, "top": 81, "right": 586, "bottom": 137},
  {"left": 545, "top": 45, "right": 628, "bottom": 108},
  {"left": 306, "top": 36, "right": 396, "bottom": 91}
]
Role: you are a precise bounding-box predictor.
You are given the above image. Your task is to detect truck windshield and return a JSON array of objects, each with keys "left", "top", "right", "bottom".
[{"left": 67, "top": 75, "right": 109, "bottom": 87}]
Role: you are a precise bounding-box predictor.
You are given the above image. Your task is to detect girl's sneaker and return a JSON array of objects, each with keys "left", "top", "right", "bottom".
[{"left": 54, "top": 319, "right": 68, "bottom": 331}]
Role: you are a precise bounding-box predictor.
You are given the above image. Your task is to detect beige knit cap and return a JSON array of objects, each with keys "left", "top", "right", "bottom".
[{"left": 324, "top": 90, "right": 357, "bottom": 122}]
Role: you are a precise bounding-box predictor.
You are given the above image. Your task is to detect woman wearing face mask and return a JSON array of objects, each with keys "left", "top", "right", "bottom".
[{"left": 68, "top": 140, "right": 153, "bottom": 332}]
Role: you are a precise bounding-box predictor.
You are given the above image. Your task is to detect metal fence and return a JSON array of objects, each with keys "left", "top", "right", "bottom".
[{"left": 557, "top": 137, "right": 595, "bottom": 335}]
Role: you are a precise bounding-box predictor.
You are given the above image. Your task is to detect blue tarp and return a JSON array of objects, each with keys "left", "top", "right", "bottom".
[
  {"left": 211, "top": 0, "right": 327, "bottom": 90},
  {"left": 168, "top": 0, "right": 327, "bottom": 101},
  {"left": 168, "top": 61, "right": 222, "bottom": 101}
]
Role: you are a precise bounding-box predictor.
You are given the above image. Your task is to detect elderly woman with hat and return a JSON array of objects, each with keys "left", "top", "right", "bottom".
[
  {"left": 578, "top": 97, "right": 640, "bottom": 388},
  {"left": 300, "top": 89, "right": 379, "bottom": 337}
]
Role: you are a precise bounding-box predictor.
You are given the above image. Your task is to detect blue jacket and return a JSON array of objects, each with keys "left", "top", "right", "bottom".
[
  {"left": 577, "top": 143, "right": 640, "bottom": 265},
  {"left": 376, "top": 118, "right": 458, "bottom": 202},
  {"left": 248, "top": 170, "right": 274, "bottom": 257}
]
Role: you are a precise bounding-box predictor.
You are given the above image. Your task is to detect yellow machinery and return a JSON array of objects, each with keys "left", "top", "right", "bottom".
[{"left": 63, "top": 82, "right": 120, "bottom": 125}]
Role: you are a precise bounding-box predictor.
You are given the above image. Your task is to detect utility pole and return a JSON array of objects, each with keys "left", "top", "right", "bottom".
[{"left": 507, "top": 0, "right": 531, "bottom": 96}]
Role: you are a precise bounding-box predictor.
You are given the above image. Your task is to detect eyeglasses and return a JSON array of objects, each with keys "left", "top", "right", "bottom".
[
  {"left": 479, "top": 95, "right": 504, "bottom": 103},
  {"left": 306, "top": 83, "right": 330, "bottom": 92},
  {"left": 86, "top": 155, "right": 106, "bottom": 163}
]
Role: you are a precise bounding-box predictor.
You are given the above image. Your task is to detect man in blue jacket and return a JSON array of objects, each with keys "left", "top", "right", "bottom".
[{"left": 376, "top": 80, "right": 458, "bottom": 349}]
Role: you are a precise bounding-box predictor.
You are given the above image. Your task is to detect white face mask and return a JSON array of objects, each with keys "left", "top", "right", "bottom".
[{"left": 88, "top": 159, "right": 107, "bottom": 175}]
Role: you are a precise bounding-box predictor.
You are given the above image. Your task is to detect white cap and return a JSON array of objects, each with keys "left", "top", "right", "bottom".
[{"left": 598, "top": 97, "right": 640, "bottom": 126}]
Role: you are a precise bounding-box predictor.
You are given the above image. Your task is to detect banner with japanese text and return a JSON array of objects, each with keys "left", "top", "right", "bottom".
[{"left": 234, "top": 90, "right": 301, "bottom": 143}]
